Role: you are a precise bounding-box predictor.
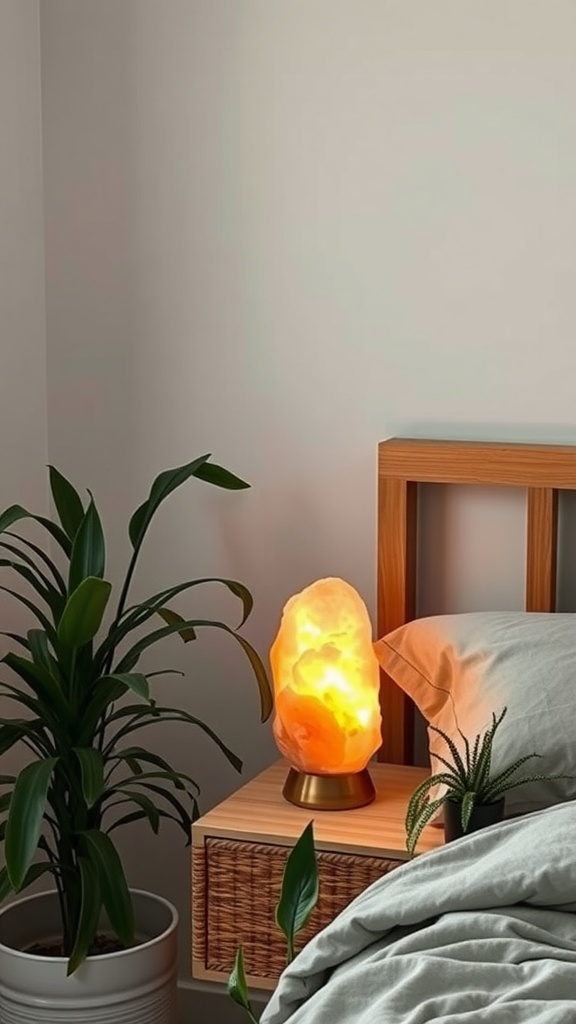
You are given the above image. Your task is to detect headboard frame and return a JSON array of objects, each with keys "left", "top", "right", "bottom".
[{"left": 377, "top": 437, "right": 576, "bottom": 765}]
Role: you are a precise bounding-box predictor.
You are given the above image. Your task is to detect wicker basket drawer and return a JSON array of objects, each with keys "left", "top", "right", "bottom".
[
  {"left": 190, "top": 761, "right": 442, "bottom": 989},
  {"left": 192, "top": 835, "right": 402, "bottom": 989}
]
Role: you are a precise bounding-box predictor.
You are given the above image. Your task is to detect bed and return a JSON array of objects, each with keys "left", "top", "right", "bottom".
[{"left": 261, "top": 437, "right": 576, "bottom": 1024}]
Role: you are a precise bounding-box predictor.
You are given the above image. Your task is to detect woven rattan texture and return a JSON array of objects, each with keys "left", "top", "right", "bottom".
[{"left": 193, "top": 837, "right": 401, "bottom": 979}]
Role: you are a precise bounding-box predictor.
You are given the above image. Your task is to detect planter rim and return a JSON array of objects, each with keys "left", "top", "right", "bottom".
[
  {"left": 445, "top": 795, "right": 505, "bottom": 807},
  {"left": 0, "top": 888, "right": 178, "bottom": 964}
]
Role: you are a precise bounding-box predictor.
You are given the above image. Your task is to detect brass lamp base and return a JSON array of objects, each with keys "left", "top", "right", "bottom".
[{"left": 282, "top": 767, "right": 376, "bottom": 811}]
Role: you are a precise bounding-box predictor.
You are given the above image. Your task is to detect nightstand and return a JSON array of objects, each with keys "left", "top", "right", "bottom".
[{"left": 191, "top": 760, "right": 442, "bottom": 990}]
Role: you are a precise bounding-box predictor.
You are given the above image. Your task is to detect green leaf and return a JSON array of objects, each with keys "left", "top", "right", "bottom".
[
  {"left": 48, "top": 465, "right": 85, "bottom": 542},
  {"left": 470, "top": 709, "right": 507, "bottom": 792},
  {"left": 28, "top": 629, "right": 56, "bottom": 676},
  {"left": 5, "top": 531, "right": 67, "bottom": 594},
  {"left": 485, "top": 771, "right": 572, "bottom": 797},
  {"left": 0, "top": 719, "right": 52, "bottom": 758},
  {"left": 79, "top": 830, "right": 135, "bottom": 947},
  {"left": 156, "top": 607, "right": 196, "bottom": 643},
  {"left": 0, "top": 630, "right": 30, "bottom": 652},
  {"left": 58, "top": 577, "right": 112, "bottom": 649},
  {"left": 0, "top": 682, "right": 43, "bottom": 723},
  {"left": 0, "top": 724, "right": 23, "bottom": 757},
  {"left": 470, "top": 728, "right": 494, "bottom": 792},
  {"left": 0, "top": 505, "right": 34, "bottom": 536},
  {"left": 0, "top": 867, "right": 9, "bottom": 903},
  {"left": 275, "top": 821, "right": 318, "bottom": 963},
  {"left": 0, "top": 861, "right": 54, "bottom": 903},
  {"left": 106, "top": 805, "right": 181, "bottom": 835},
  {"left": 406, "top": 796, "right": 447, "bottom": 857},
  {"left": 470, "top": 731, "right": 482, "bottom": 774},
  {"left": 428, "top": 723, "right": 468, "bottom": 784},
  {"left": 94, "top": 577, "right": 254, "bottom": 673},
  {"left": 482, "top": 752, "right": 541, "bottom": 799},
  {"left": 73, "top": 748, "right": 105, "bottom": 808},
  {"left": 460, "top": 790, "right": 477, "bottom": 832},
  {"left": 228, "top": 947, "right": 259, "bottom": 1024},
  {"left": 0, "top": 560, "right": 64, "bottom": 622},
  {"left": 97, "top": 672, "right": 150, "bottom": 702},
  {"left": 77, "top": 678, "right": 130, "bottom": 746},
  {"left": 0, "top": 504, "right": 71, "bottom": 556},
  {"left": 114, "top": 617, "right": 273, "bottom": 723},
  {"left": 103, "top": 704, "right": 242, "bottom": 773},
  {"left": 66, "top": 857, "right": 102, "bottom": 975},
  {"left": 405, "top": 773, "right": 463, "bottom": 835},
  {"left": 109, "top": 747, "right": 199, "bottom": 790},
  {"left": 193, "top": 461, "right": 250, "bottom": 490},
  {"left": 0, "top": 583, "right": 55, "bottom": 636},
  {"left": 429, "top": 749, "right": 469, "bottom": 778},
  {"left": 2, "top": 653, "right": 68, "bottom": 725},
  {"left": 225, "top": 580, "right": 253, "bottom": 628},
  {"left": 5, "top": 758, "right": 58, "bottom": 890},
  {"left": 146, "top": 669, "right": 184, "bottom": 679},
  {"left": 459, "top": 728, "right": 472, "bottom": 776},
  {"left": 68, "top": 497, "right": 106, "bottom": 593},
  {"left": 105, "top": 809, "right": 151, "bottom": 832},
  {"left": 0, "top": 540, "right": 65, "bottom": 605},
  {"left": 105, "top": 703, "right": 162, "bottom": 727},
  {"left": 229, "top": 632, "right": 273, "bottom": 723},
  {"left": 128, "top": 455, "right": 211, "bottom": 551},
  {"left": 105, "top": 769, "right": 190, "bottom": 792},
  {"left": 107, "top": 789, "right": 160, "bottom": 834},
  {"left": 105, "top": 780, "right": 197, "bottom": 841}
]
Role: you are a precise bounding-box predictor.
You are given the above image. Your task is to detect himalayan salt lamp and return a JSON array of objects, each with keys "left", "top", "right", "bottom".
[{"left": 270, "top": 578, "right": 382, "bottom": 809}]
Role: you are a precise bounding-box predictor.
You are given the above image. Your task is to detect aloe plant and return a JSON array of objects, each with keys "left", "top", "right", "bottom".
[
  {"left": 405, "top": 707, "right": 565, "bottom": 857},
  {"left": 228, "top": 821, "right": 319, "bottom": 1022},
  {"left": 0, "top": 455, "right": 272, "bottom": 973}
]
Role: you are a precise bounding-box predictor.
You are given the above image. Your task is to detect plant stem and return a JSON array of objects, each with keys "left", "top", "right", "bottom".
[
  {"left": 55, "top": 842, "right": 74, "bottom": 950},
  {"left": 39, "top": 836, "right": 68, "bottom": 941},
  {"left": 104, "top": 544, "right": 143, "bottom": 673},
  {"left": 69, "top": 650, "right": 77, "bottom": 700}
]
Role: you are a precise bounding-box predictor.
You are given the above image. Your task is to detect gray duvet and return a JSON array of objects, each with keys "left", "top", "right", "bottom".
[{"left": 262, "top": 802, "right": 576, "bottom": 1023}]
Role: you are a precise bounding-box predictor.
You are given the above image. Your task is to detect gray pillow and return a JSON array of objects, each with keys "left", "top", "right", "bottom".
[{"left": 375, "top": 612, "right": 576, "bottom": 817}]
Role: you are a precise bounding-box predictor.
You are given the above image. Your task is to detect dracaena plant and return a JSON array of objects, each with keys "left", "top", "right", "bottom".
[
  {"left": 0, "top": 455, "right": 272, "bottom": 973},
  {"left": 405, "top": 706, "right": 566, "bottom": 857}
]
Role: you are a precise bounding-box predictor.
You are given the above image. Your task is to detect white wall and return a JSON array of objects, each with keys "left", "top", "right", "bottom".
[
  {"left": 0, "top": 0, "right": 47, "bottom": 515},
  {"left": 39, "top": 0, "right": 576, "bottom": 992},
  {"left": 0, "top": 0, "right": 48, "bottom": 907}
]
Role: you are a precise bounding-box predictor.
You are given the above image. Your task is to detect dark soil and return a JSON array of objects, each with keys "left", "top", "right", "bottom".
[{"left": 25, "top": 934, "right": 127, "bottom": 957}]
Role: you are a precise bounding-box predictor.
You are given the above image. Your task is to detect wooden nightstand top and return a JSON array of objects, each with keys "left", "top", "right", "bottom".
[{"left": 193, "top": 759, "right": 442, "bottom": 860}]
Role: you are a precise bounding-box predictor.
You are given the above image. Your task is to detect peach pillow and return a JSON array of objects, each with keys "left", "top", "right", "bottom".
[{"left": 375, "top": 612, "right": 576, "bottom": 817}]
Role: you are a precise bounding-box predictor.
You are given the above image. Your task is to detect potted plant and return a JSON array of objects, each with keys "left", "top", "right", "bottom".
[
  {"left": 0, "top": 455, "right": 272, "bottom": 1024},
  {"left": 228, "top": 821, "right": 319, "bottom": 1023},
  {"left": 405, "top": 707, "right": 564, "bottom": 856}
]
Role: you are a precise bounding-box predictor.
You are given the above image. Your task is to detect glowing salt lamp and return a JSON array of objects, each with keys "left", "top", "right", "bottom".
[{"left": 270, "top": 577, "right": 382, "bottom": 810}]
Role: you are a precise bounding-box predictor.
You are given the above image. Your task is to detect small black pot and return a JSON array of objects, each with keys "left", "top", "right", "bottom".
[{"left": 444, "top": 796, "right": 505, "bottom": 843}]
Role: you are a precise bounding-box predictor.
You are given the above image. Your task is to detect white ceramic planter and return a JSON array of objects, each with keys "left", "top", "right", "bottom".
[{"left": 0, "top": 888, "right": 178, "bottom": 1024}]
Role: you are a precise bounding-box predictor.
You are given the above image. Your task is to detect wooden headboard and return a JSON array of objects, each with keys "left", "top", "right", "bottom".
[{"left": 377, "top": 437, "right": 576, "bottom": 766}]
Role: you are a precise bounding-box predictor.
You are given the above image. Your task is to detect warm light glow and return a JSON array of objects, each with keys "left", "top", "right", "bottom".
[{"left": 270, "top": 578, "right": 382, "bottom": 775}]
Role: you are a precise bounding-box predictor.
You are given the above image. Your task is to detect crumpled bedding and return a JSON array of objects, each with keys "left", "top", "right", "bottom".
[{"left": 261, "top": 802, "right": 576, "bottom": 1023}]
